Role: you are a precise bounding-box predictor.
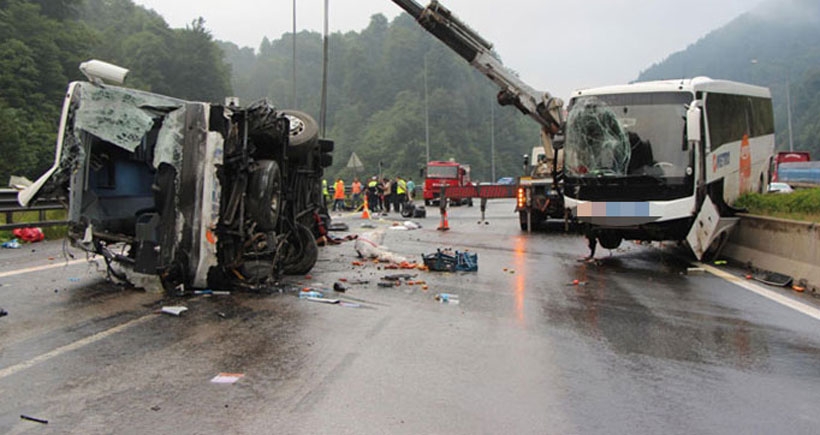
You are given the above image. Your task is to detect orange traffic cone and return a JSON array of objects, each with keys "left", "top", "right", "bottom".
[
  {"left": 437, "top": 208, "right": 450, "bottom": 231},
  {"left": 361, "top": 196, "right": 371, "bottom": 219}
]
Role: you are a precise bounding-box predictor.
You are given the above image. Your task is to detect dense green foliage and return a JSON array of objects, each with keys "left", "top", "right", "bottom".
[
  {"left": 220, "top": 13, "right": 538, "bottom": 182},
  {"left": 735, "top": 189, "right": 820, "bottom": 222},
  {"left": 0, "top": 0, "right": 231, "bottom": 184},
  {"left": 637, "top": 0, "right": 820, "bottom": 157}
]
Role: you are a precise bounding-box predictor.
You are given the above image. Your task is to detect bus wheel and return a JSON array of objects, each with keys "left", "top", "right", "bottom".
[{"left": 598, "top": 232, "right": 622, "bottom": 250}]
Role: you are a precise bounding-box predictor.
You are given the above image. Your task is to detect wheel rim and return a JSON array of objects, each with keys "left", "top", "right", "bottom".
[{"left": 284, "top": 114, "right": 305, "bottom": 138}]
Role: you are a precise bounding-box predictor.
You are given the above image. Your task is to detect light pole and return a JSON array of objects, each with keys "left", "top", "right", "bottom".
[
  {"left": 751, "top": 59, "right": 794, "bottom": 151},
  {"left": 490, "top": 93, "right": 496, "bottom": 181},
  {"left": 292, "top": 0, "right": 297, "bottom": 107},
  {"left": 424, "top": 53, "right": 430, "bottom": 164}
]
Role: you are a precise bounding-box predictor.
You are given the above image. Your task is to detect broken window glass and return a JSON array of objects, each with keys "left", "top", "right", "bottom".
[
  {"left": 73, "top": 83, "right": 183, "bottom": 153},
  {"left": 565, "top": 92, "right": 692, "bottom": 180},
  {"left": 564, "top": 97, "right": 630, "bottom": 177}
]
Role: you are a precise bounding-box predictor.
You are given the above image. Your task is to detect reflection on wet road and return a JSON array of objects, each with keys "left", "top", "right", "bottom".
[{"left": 1, "top": 199, "right": 819, "bottom": 434}]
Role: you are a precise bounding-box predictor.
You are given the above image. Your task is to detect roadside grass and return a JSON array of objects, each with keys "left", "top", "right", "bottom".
[
  {"left": 0, "top": 209, "right": 68, "bottom": 241},
  {"left": 734, "top": 187, "right": 820, "bottom": 223}
]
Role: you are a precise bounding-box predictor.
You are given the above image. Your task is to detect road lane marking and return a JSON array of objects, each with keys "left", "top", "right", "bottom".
[
  {"left": 0, "top": 314, "right": 155, "bottom": 380},
  {"left": 0, "top": 259, "right": 88, "bottom": 279},
  {"left": 698, "top": 263, "right": 820, "bottom": 322}
]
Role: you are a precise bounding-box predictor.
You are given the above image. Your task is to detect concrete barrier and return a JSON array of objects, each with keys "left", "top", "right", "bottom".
[{"left": 723, "top": 213, "right": 819, "bottom": 292}]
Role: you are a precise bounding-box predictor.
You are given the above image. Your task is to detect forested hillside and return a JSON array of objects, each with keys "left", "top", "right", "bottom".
[
  {"left": 0, "top": 0, "right": 231, "bottom": 184},
  {"left": 637, "top": 0, "right": 820, "bottom": 157},
  {"left": 220, "top": 13, "right": 538, "bottom": 182},
  {"left": 0, "top": 0, "right": 538, "bottom": 185}
]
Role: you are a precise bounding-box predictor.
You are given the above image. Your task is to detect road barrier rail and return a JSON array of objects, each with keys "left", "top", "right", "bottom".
[{"left": 0, "top": 188, "right": 67, "bottom": 231}]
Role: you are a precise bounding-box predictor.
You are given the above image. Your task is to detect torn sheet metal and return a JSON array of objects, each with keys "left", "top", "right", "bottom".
[{"left": 74, "top": 83, "right": 183, "bottom": 153}]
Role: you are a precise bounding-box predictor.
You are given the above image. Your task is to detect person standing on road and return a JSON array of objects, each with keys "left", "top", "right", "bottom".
[
  {"left": 367, "top": 176, "right": 380, "bottom": 212},
  {"left": 351, "top": 177, "right": 363, "bottom": 209},
  {"left": 396, "top": 175, "right": 408, "bottom": 212},
  {"left": 333, "top": 177, "right": 346, "bottom": 211},
  {"left": 406, "top": 177, "right": 416, "bottom": 200},
  {"left": 322, "top": 179, "right": 330, "bottom": 208},
  {"left": 381, "top": 177, "right": 392, "bottom": 214}
]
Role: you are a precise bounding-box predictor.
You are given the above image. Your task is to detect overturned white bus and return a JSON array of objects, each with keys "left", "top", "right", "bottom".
[{"left": 19, "top": 60, "right": 333, "bottom": 291}]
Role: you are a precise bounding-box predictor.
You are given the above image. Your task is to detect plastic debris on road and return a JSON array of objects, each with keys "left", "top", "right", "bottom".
[
  {"left": 20, "top": 415, "right": 48, "bottom": 424},
  {"left": 354, "top": 230, "right": 408, "bottom": 263},
  {"left": 13, "top": 227, "right": 44, "bottom": 243},
  {"left": 423, "top": 249, "right": 478, "bottom": 272},
  {"left": 299, "top": 290, "right": 324, "bottom": 299},
  {"left": 389, "top": 221, "right": 422, "bottom": 231},
  {"left": 160, "top": 306, "right": 188, "bottom": 316},
  {"left": 435, "top": 293, "right": 460, "bottom": 304},
  {"left": 210, "top": 373, "right": 244, "bottom": 384},
  {"left": 1, "top": 239, "right": 21, "bottom": 249},
  {"left": 306, "top": 296, "right": 340, "bottom": 304}
]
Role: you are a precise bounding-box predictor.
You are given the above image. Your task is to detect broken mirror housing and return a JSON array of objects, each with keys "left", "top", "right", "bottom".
[{"left": 19, "top": 61, "right": 333, "bottom": 291}]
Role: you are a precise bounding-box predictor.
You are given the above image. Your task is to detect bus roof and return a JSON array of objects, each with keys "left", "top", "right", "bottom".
[{"left": 570, "top": 77, "right": 771, "bottom": 100}]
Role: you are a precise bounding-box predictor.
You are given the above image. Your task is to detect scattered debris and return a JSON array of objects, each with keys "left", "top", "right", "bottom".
[
  {"left": 20, "top": 415, "right": 48, "bottom": 424},
  {"left": 13, "top": 227, "right": 44, "bottom": 243},
  {"left": 333, "top": 282, "right": 348, "bottom": 292},
  {"left": 210, "top": 373, "right": 244, "bottom": 384},
  {"left": 354, "top": 230, "right": 408, "bottom": 264},
  {"left": 299, "top": 290, "right": 324, "bottom": 299},
  {"left": 713, "top": 260, "right": 728, "bottom": 265},
  {"left": 328, "top": 222, "right": 350, "bottom": 232},
  {"left": 306, "top": 296, "right": 340, "bottom": 304},
  {"left": 339, "top": 302, "right": 362, "bottom": 308},
  {"left": 686, "top": 267, "right": 705, "bottom": 275},
  {"left": 194, "top": 290, "right": 231, "bottom": 296},
  {"left": 160, "top": 306, "right": 188, "bottom": 316},
  {"left": 753, "top": 270, "right": 793, "bottom": 287},
  {"left": 0, "top": 307, "right": 7, "bottom": 317},
  {"left": 68, "top": 277, "right": 80, "bottom": 282},
  {"left": 1, "top": 239, "right": 21, "bottom": 249},
  {"left": 389, "top": 221, "right": 422, "bottom": 231},
  {"left": 377, "top": 281, "right": 400, "bottom": 288},
  {"left": 435, "top": 293, "right": 459, "bottom": 304},
  {"left": 383, "top": 274, "right": 416, "bottom": 281},
  {"left": 150, "top": 406, "right": 161, "bottom": 412},
  {"left": 569, "top": 279, "right": 588, "bottom": 286},
  {"left": 423, "top": 249, "right": 478, "bottom": 272}
]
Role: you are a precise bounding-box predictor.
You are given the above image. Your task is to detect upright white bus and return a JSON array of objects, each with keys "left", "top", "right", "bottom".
[{"left": 562, "top": 77, "right": 774, "bottom": 259}]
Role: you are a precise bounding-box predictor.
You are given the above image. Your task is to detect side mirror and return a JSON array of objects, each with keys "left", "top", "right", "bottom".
[
  {"left": 686, "top": 103, "right": 701, "bottom": 151},
  {"left": 523, "top": 154, "right": 530, "bottom": 167}
]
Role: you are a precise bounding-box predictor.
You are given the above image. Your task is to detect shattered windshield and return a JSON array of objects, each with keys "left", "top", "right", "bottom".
[{"left": 565, "top": 92, "right": 692, "bottom": 179}]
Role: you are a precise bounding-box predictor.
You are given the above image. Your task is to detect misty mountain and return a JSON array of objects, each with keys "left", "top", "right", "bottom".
[{"left": 637, "top": 0, "right": 820, "bottom": 156}]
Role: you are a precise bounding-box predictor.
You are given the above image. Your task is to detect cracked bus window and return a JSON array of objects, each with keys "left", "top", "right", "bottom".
[{"left": 565, "top": 92, "right": 692, "bottom": 181}]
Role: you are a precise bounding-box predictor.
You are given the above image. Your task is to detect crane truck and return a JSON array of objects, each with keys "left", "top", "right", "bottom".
[
  {"left": 391, "top": 0, "right": 776, "bottom": 262},
  {"left": 391, "top": 0, "right": 568, "bottom": 231}
]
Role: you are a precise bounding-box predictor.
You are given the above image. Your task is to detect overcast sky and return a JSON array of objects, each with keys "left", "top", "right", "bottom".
[{"left": 133, "top": 0, "right": 761, "bottom": 99}]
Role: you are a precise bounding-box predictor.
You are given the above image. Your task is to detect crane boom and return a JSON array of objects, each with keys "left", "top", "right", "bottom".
[{"left": 392, "top": 0, "right": 564, "bottom": 134}]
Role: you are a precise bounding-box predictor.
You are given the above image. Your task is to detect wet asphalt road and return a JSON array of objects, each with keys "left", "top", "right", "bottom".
[{"left": 1, "top": 199, "right": 819, "bottom": 434}]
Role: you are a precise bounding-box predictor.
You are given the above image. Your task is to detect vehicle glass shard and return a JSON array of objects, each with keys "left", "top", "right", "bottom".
[
  {"left": 74, "top": 83, "right": 183, "bottom": 153},
  {"left": 565, "top": 97, "right": 630, "bottom": 177}
]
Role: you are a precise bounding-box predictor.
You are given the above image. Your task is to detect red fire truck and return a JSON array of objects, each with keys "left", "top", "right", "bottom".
[
  {"left": 423, "top": 160, "right": 473, "bottom": 206},
  {"left": 772, "top": 151, "right": 811, "bottom": 182}
]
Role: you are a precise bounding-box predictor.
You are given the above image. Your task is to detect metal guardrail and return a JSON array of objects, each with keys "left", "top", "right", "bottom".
[{"left": 0, "top": 188, "right": 67, "bottom": 231}]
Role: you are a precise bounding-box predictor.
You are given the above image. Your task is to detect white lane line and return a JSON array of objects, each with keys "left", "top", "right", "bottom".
[
  {"left": 0, "top": 259, "right": 88, "bottom": 279},
  {"left": 698, "top": 263, "right": 820, "bottom": 322},
  {"left": 0, "top": 314, "right": 155, "bottom": 380}
]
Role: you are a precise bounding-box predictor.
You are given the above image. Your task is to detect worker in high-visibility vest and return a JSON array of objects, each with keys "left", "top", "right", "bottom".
[
  {"left": 351, "top": 177, "right": 363, "bottom": 209},
  {"left": 395, "top": 175, "right": 408, "bottom": 213},
  {"left": 322, "top": 179, "right": 329, "bottom": 208},
  {"left": 333, "top": 178, "right": 345, "bottom": 211},
  {"left": 367, "top": 176, "right": 380, "bottom": 212}
]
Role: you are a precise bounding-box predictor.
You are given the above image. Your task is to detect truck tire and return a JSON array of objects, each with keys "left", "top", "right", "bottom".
[
  {"left": 281, "top": 109, "right": 319, "bottom": 158},
  {"left": 246, "top": 160, "right": 281, "bottom": 232},
  {"left": 598, "top": 232, "right": 622, "bottom": 250},
  {"left": 282, "top": 223, "right": 319, "bottom": 275}
]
